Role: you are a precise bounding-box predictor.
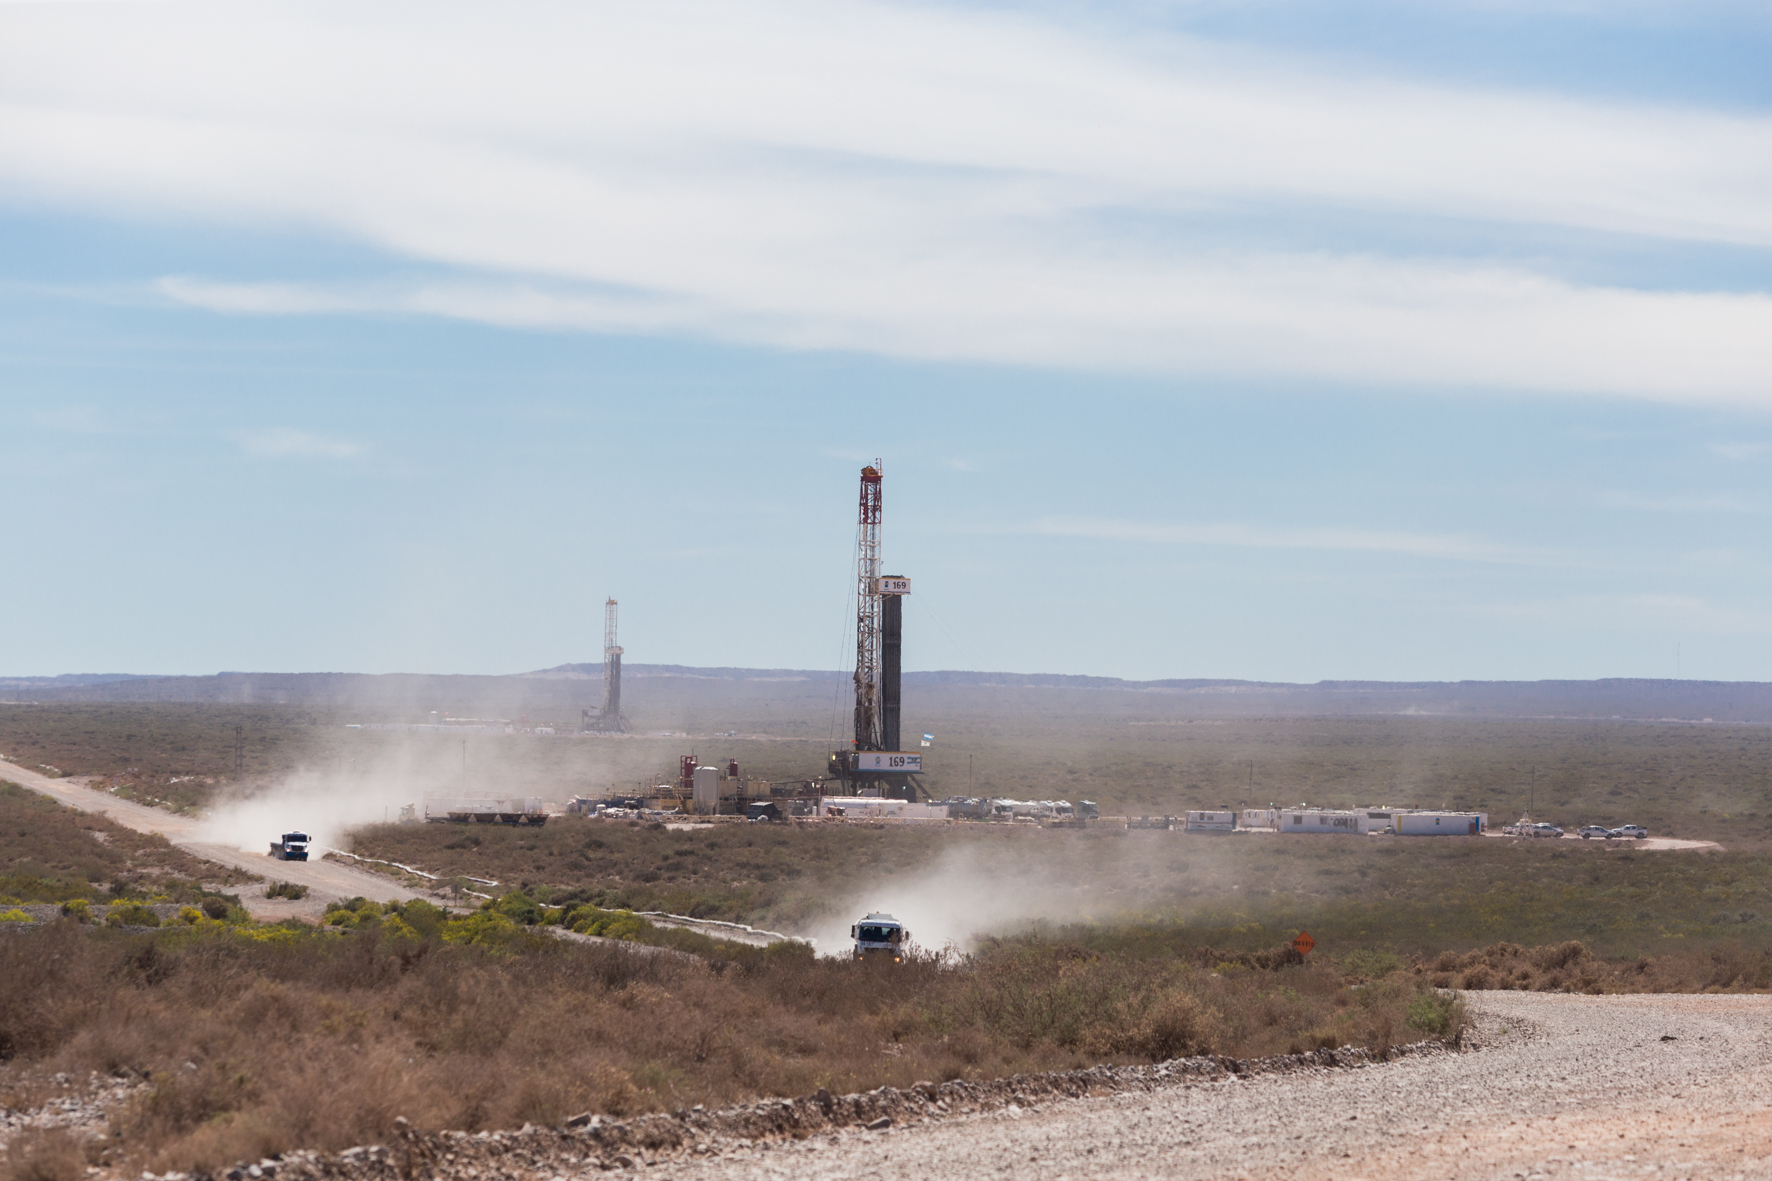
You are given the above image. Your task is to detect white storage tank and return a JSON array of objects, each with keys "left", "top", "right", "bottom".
[
  {"left": 1185, "top": 810, "right": 1237, "bottom": 832},
  {"left": 1395, "top": 811, "right": 1486, "bottom": 836},
  {"left": 692, "top": 765, "right": 721, "bottom": 813}
]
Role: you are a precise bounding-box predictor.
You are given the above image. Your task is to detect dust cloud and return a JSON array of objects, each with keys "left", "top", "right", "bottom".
[
  {"left": 196, "top": 766, "right": 425, "bottom": 856},
  {"left": 802, "top": 835, "right": 1225, "bottom": 957},
  {"left": 193, "top": 734, "right": 615, "bottom": 856}
]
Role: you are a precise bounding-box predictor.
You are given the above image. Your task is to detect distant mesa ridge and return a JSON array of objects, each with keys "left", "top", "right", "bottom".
[{"left": 0, "top": 666, "right": 1767, "bottom": 722}]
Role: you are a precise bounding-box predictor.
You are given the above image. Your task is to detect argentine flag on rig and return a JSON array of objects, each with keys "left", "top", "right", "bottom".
[{"left": 921, "top": 733, "right": 933, "bottom": 747}]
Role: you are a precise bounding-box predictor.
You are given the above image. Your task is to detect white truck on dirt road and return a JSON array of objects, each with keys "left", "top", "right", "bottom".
[
  {"left": 270, "top": 831, "right": 311, "bottom": 861},
  {"left": 851, "top": 912, "right": 909, "bottom": 961}
]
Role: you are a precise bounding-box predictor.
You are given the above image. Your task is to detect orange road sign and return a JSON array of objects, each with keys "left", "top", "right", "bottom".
[{"left": 1292, "top": 931, "right": 1316, "bottom": 956}]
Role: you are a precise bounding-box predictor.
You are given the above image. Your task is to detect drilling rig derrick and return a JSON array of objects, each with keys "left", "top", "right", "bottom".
[
  {"left": 852, "top": 463, "right": 884, "bottom": 753},
  {"left": 831, "top": 462, "right": 922, "bottom": 799},
  {"left": 582, "top": 597, "right": 628, "bottom": 734}
]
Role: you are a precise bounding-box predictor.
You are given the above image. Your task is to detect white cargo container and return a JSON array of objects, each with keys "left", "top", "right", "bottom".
[
  {"left": 1240, "top": 808, "right": 1279, "bottom": 831},
  {"left": 1355, "top": 809, "right": 1406, "bottom": 834},
  {"left": 1185, "top": 810, "right": 1238, "bottom": 832},
  {"left": 1278, "top": 808, "right": 1362, "bottom": 834},
  {"left": 424, "top": 795, "right": 547, "bottom": 826},
  {"left": 819, "top": 797, "right": 950, "bottom": 821},
  {"left": 1395, "top": 811, "right": 1486, "bottom": 836}
]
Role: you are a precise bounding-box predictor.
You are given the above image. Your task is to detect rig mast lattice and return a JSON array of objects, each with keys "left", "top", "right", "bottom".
[
  {"left": 593, "top": 597, "right": 627, "bottom": 733},
  {"left": 852, "top": 463, "right": 884, "bottom": 752}
]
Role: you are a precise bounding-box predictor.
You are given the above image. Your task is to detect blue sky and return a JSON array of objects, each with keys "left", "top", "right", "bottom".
[{"left": 3, "top": 0, "right": 1770, "bottom": 683}]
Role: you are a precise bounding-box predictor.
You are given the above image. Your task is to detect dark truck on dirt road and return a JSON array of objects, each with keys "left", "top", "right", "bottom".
[{"left": 270, "top": 831, "right": 311, "bottom": 861}]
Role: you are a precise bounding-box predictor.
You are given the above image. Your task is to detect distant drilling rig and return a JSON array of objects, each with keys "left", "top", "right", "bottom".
[
  {"left": 831, "top": 461, "right": 921, "bottom": 798},
  {"left": 581, "top": 597, "right": 628, "bottom": 733}
]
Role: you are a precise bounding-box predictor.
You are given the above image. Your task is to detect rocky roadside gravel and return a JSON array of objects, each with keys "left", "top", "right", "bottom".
[{"left": 0, "top": 1072, "right": 144, "bottom": 1157}]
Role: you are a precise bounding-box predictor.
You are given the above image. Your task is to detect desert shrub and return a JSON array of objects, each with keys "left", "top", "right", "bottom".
[
  {"left": 200, "top": 898, "right": 229, "bottom": 920},
  {"left": 1405, "top": 987, "right": 1463, "bottom": 1038},
  {"left": 1195, "top": 945, "right": 1305, "bottom": 971},
  {"left": 264, "top": 882, "right": 309, "bottom": 900},
  {"left": 2, "top": 1127, "right": 88, "bottom": 1181},
  {"left": 441, "top": 911, "right": 525, "bottom": 949},
  {"left": 176, "top": 907, "right": 204, "bottom": 926},
  {"left": 488, "top": 892, "right": 543, "bottom": 926},
  {"left": 59, "top": 899, "right": 92, "bottom": 924},
  {"left": 105, "top": 905, "right": 160, "bottom": 928},
  {"left": 389, "top": 899, "right": 447, "bottom": 939},
  {"left": 570, "top": 908, "right": 649, "bottom": 941},
  {"left": 1341, "top": 949, "right": 1405, "bottom": 981},
  {"left": 323, "top": 898, "right": 387, "bottom": 929},
  {"left": 0, "top": 908, "right": 32, "bottom": 923},
  {"left": 1119, "top": 990, "right": 1211, "bottom": 1061}
]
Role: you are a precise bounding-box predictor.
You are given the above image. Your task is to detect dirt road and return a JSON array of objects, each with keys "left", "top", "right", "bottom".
[
  {"left": 646, "top": 991, "right": 1772, "bottom": 1181},
  {"left": 0, "top": 758, "right": 432, "bottom": 919},
  {"left": 1484, "top": 830, "right": 1723, "bottom": 852}
]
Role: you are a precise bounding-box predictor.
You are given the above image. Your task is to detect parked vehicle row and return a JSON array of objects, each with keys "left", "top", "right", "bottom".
[
  {"left": 1501, "top": 821, "right": 1564, "bottom": 838},
  {"left": 1501, "top": 821, "right": 1649, "bottom": 840},
  {"left": 1575, "top": 823, "right": 1649, "bottom": 839}
]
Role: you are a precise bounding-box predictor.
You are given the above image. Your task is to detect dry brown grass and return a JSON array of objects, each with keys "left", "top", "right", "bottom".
[
  {"left": 0, "top": 1128, "right": 89, "bottom": 1181},
  {"left": 0, "top": 783, "right": 247, "bottom": 904},
  {"left": 0, "top": 920, "right": 1445, "bottom": 1176},
  {"left": 1415, "top": 939, "right": 1772, "bottom": 994}
]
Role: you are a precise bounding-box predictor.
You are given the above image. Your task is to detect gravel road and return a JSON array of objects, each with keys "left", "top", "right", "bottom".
[
  {"left": 633, "top": 992, "right": 1772, "bottom": 1181},
  {"left": 0, "top": 758, "right": 431, "bottom": 918}
]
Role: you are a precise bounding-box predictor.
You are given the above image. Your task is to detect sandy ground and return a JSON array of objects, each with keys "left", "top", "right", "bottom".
[
  {"left": 635, "top": 991, "right": 1772, "bottom": 1181},
  {"left": 0, "top": 758, "right": 434, "bottom": 919},
  {"left": 1483, "top": 831, "right": 1723, "bottom": 851}
]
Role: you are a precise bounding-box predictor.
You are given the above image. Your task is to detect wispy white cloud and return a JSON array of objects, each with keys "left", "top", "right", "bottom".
[
  {"left": 1030, "top": 514, "right": 1540, "bottom": 563},
  {"left": 4, "top": 1, "right": 1771, "bottom": 400},
  {"left": 233, "top": 427, "right": 364, "bottom": 460},
  {"left": 156, "top": 267, "right": 1772, "bottom": 404},
  {"left": 1472, "top": 592, "right": 1772, "bottom": 635}
]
